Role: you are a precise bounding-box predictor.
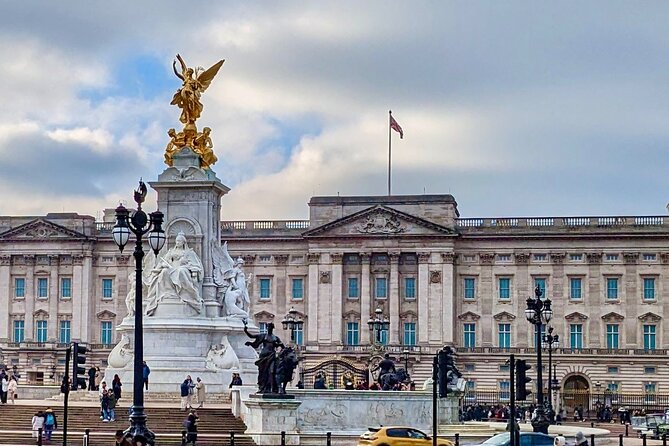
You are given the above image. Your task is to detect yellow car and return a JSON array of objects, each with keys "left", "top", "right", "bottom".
[{"left": 358, "top": 426, "right": 454, "bottom": 446}]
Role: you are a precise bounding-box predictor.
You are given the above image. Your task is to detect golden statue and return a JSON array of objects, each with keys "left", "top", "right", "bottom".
[
  {"left": 193, "top": 127, "right": 218, "bottom": 168},
  {"left": 171, "top": 54, "right": 225, "bottom": 125},
  {"left": 164, "top": 126, "right": 218, "bottom": 169}
]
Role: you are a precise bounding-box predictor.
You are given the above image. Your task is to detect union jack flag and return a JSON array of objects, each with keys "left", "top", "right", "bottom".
[{"left": 390, "top": 115, "right": 404, "bottom": 139}]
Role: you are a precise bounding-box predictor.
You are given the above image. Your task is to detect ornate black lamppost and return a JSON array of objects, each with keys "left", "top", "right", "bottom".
[
  {"left": 111, "top": 181, "right": 166, "bottom": 444},
  {"left": 367, "top": 307, "right": 389, "bottom": 344},
  {"left": 281, "top": 307, "right": 304, "bottom": 345},
  {"left": 541, "top": 326, "right": 560, "bottom": 422},
  {"left": 524, "top": 285, "right": 553, "bottom": 434}
]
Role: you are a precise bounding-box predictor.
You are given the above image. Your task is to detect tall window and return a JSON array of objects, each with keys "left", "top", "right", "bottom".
[
  {"left": 570, "top": 278, "right": 582, "bottom": 299},
  {"left": 464, "top": 277, "right": 476, "bottom": 299},
  {"left": 37, "top": 278, "right": 48, "bottom": 298},
  {"left": 403, "top": 322, "right": 416, "bottom": 345},
  {"left": 378, "top": 327, "right": 389, "bottom": 345},
  {"left": 346, "top": 322, "right": 359, "bottom": 345},
  {"left": 570, "top": 324, "right": 583, "bottom": 349},
  {"left": 499, "top": 380, "right": 510, "bottom": 401},
  {"left": 643, "top": 278, "right": 656, "bottom": 300},
  {"left": 606, "top": 324, "right": 619, "bottom": 349},
  {"left": 101, "top": 321, "right": 113, "bottom": 346},
  {"left": 645, "top": 382, "right": 657, "bottom": 403},
  {"left": 13, "top": 320, "right": 25, "bottom": 343},
  {"left": 14, "top": 278, "right": 25, "bottom": 298},
  {"left": 606, "top": 278, "right": 619, "bottom": 300},
  {"left": 464, "top": 323, "right": 476, "bottom": 348},
  {"left": 534, "top": 278, "right": 546, "bottom": 296},
  {"left": 375, "top": 277, "right": 387, "bottom": 299},
  {"left": 258, "top": 322, "right": 268, "bottom": 334},
  {"left": 643, "top": 325, "right": 657, "bottom": 350},
  {"left": 607, "top": 382, "right": 619, "bottom": 393},
  {"left": 259, "top": 278, "right": 271, "bottom": 300},
  {"left": 347, "top": 278, "right": 359, "bottom": 298},
  {"left": 61, "top": 278, "right": 72, "bottom": 299},
  {"left": 102, "top": 279, "right": 113, "bottom": 299},
  {"left": 498, "top": 323, "right": 511, "bottom": 348},
  {"left": 498, "top": 278, "right": 511, "bottom": 300},
  {"left": 533, "top": 325, "right": 546, "bottom": 347},
  {"left": 293, "top": 325, "right": 303, "bottom": 345},
  {"left": 59, "top": 320, "right": 71, "bottom": 344},
  {"left": 405, "top": 277, "right": 416, "bottom": 299},
  {"left": 291, "top": 278, "right": 303, "bottom": 300},
  {"left": 36, "top": 320, "right": 48, "bottom": 343}
]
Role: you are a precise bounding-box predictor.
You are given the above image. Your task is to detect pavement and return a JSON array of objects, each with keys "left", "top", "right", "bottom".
[{"left": 0, "top": 398, "right": 232, "bottom": 408}]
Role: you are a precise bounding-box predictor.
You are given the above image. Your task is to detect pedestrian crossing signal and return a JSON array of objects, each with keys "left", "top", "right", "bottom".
[{"left": 515, "top": 359, "right": 532, "bottom": 401}]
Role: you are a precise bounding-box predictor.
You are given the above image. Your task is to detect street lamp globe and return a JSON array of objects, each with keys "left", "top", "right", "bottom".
[
  {"left": 525, "top": 298, "right": 535, "bottom": 322},
  {"left": 541, "top": 301, "right": 553, "bottom": 322},
  {"left": 147, "top": 211, "right": 166, "bottom": 254},
  {"left": 112, "top": 204, "right": 131, "bottom": 251}
]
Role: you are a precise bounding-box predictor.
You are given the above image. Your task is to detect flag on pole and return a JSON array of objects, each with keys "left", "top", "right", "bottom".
[{"left": 390, "top": 114, "right": 404, "bottom": 139}]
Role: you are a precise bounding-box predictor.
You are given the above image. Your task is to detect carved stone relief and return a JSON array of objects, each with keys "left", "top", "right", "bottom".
[
  {"left": 480, "top": 253, "right": 496, "bottom": 265},
  {"left": 430, "top": 271, "right": 441, "bottom": 283},
  {"left": 320, "top": 271, "right": 331, "bottom": 284},
  {"left": 355, "top": 211, "right": 406, "bottom": 234}
]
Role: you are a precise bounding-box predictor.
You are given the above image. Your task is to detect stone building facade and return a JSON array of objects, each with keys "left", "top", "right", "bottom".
[{"left": 1, "top": 194, "right": 668, "bottom": 403}]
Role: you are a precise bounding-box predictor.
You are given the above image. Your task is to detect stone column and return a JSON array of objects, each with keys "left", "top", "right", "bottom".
[
  {"left": 307, "top": 253, "right": 320, "bottom": 346},
  {"left": 623, "top": 252, "right": 639, "bottom": 347},
  {"left": 360, "top": 253, "right": 371, "bottom": 345},
  {"left": 480, "top": 253, "right": 497, "bottom": 347},
  {"left": 318, "top": 254, "right": 332, "bottom": 344},
  {"left": 48, "top": 255, "right": 59, "bottom": 341},
  {"left": 331, "top": 253, "right": 343, "bottom": 345},
  {"left": 0, "top": 255, "right": 11, "bottom": 341},
  {"left": 418, "top": 252, "right": 430, "bottom": 344},
  {"left": 389, "top": 252, "right": 400, "bottom": 344},
  {"left": 24, "top": 255, "right": 35, "bottom": 341},
  {"left": 72, "top": 254, "right": 84, "bottom": 341},
  {"left": 81, "top": 254, "right": 93, "bottom": 343},
  {"left": 441, "top": 252, "right": 456, "bottom": 344},
  {"left": 549, "top": 253, "right": 566, "bottom": 340},
  {"left": 275, "top": 254, "right": 289, "bottom": 315},
  {"left": 587, "top": 252, "right": 602, "bottom": 346},
  {"left": 244, "top": 397, "right": 302, "bottom": 445}
]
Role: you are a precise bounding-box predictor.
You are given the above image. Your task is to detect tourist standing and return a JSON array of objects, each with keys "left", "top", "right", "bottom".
[
  {"left": 229, "top": 373, "right": 242, "bottom": 387},
  {"left": 101, "top": 390, "right": 111, "bottom": 422},
  {"left": 0, "top": 374, "right": 8, "bottom": 404},
  {"left": 142, "top": 361, "right": 150, "bottom": 391},
  {"left": 195, "top": 377, "right": 206, "bottom": 408},
  {"left": 8, "top": 377, "right": 17, "bottom": 404},
  {"left": 94, "top": 366, "right": 102, "bottom": 390},
  {"left": 185, "top": 410, "right": 199, "bottom": 445},
  {"left": 112, "top": 374, "right": 123, "bottom": 401},
  {"left": 180, "top": 376, "right": 195, "bottom": 410},
  {"left": 31, "top": 410, "right": 44, "bottom": 440},
  {"left": 88, "top": 366, "right": 97, "bottom": 391},
  {"left": 43, "top": 407, "right": 57, "bottom": 442},
  {"left": 108, "top": 389, "right": 117, "bottom": 422}
]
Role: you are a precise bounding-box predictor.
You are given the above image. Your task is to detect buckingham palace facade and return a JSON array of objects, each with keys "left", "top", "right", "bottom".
[{"left": 1, "top": 194, "right": 669, "bottom": 401}]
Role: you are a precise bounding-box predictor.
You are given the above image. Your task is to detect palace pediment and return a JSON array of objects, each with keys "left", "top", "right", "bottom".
[
  {"left": 565, "top": 312, "right": 588, "bottom": 322},
  {"left": 638, "top": 312, "right": 662, "bottom": 323},
  {"left": 493, "top": 311, "right": 516, "bottom": 321},
  {"left": 303, "top": 205, "right": 455, "bottom": 238},
  {"left": 0, "top": 219, "right": 88, "bottom": 241},
  {"left": 601, "top": 312, "right": 625, "bottom": 322},
  {"left": 457, "top": 311, "right": 481, "bottom": 321}
]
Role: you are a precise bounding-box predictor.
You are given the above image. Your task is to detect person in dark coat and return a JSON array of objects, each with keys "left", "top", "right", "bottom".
[
  {"left": 112, "top": 374, "right": 122, "bottom": 400},
  {"left": 185, "top": 410, "right": 199, "bottom": 445},
  {"left": 142, "top": 361, "right": 150, "bottom": 391},
  {"left": 88, "top": 366, "right": 97, "bottom": 391}
]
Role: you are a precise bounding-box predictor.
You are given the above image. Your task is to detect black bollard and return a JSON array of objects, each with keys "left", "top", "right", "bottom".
[
  {"left": 664, "top": 433, "right": 667, "bottom": 446},
  {"left": 625, "top": 424, "right": 629, "bottom": 437},
  {"left": 84, "top": 428, "right": 90, "bottom": 446},
  {"left": 643, "top": 434, "right": 647, "bottom": 446},
  {"left": 591, "top": 434, "right": 595, "bottom": 446},
  {"left": 619, "top": 433, "right": 623, "bottom": 446},
  {"left": 37, "top": 428, "right": 43, "bottom": 446},
  {"left": 181, "top": 430, "right": 187, "bottom": 446},
  {"left": 281, "top": 430, "right": 287, "bottom": 446},
  {"left": 591, "top": 422, "right": 595, "bottom": 428},
  {"left": 326, "top": 432, "right": 332, "bottom": 446},
  {"left": 230, "top": 431, "right": 236, "bottom": 446},
  {"left": 455, "top": 433, "right": 460, "bottom": 446}
]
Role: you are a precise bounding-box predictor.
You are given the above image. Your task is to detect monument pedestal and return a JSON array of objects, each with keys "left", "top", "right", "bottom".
[{"left": 245, "top": 395, "right": 302, "bottom": 445}]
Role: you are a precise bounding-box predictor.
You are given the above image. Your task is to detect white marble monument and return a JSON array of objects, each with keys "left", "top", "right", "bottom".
[{"left": 104, "top": 147, "right": 259, "bottom": 394}]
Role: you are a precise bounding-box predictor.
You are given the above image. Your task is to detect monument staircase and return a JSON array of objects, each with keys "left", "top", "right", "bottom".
[{"left": 0, "top": 404, "right": 255, "bottom": 446}]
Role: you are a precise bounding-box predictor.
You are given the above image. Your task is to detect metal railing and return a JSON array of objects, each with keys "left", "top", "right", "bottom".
[{"left": 455, "top": 215, "right": 667, "bottom": 230}]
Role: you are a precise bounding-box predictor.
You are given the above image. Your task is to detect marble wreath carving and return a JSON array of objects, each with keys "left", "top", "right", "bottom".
[
  {"left": 124, "top": 231, "right": 204, "bottom": 318},
  {"left": 212, "top": 241, "right": 251, "bottom": 318}
]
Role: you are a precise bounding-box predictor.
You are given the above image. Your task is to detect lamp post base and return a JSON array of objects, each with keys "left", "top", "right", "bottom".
[
  {"left": 531, "top": 408, "right": 550, "bottom": 434},
  {"left": 126, "top": 406, "right": 156, "bottom": 445}
]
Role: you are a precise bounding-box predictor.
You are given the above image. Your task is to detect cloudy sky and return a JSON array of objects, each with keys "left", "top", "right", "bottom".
[{"left": 2, "top": 1, "right": 669, "bottom": 220}]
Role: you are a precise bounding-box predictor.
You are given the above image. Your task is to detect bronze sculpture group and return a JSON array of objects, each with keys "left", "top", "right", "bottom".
[{"left": 243, "top": 320, "right": 300, "bottom": 394}]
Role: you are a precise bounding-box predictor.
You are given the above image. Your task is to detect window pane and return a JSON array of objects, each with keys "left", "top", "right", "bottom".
[
  {"left": 606, "top": 324, "right": 619, "bottom": 349},
  {"left": 59, "top": 321, "right": 71, "bottom": 344},
  {"left": 38, "top": 278, "right": 48, "bottom": 298},
  {"left": 348, "top": 278, "right": 359, "bottom": 298},
  {"left": 15, "top": 278, "right": 25, "bottom": 298},
  {"left": 291, "top": 278, "right": 303, "bottom": 299},
  {"left": 405, "top": 278, "right": 416, "bottom": 299},
  {"left": 376, "top": 278, "right": 387, "bottom": 298},
  {"left": 347, "top": 322, "right": 359, "bottom": 345},
  {"left": 498, "top": 323, "right": 511, "bottom": 348},
  {"left": 644, "top": 325, "right": 656, "bottom": 350},
  {"left": 644, "top": 278, "right": 656, "bottom": 300},
  {"left": 534, "top": 278, "right": 546, "bottom": 295},
  {"left": 464, "top": 278, "right": 476, "bottom": 299},
  {"left": 570, "top": 278, "right": 582, "bottom": 299},
  {"left": 101, "top": 321, "right": 113, "bottom": 345},
  {"left": 36, "top": 320, "right": 47, "bottom": 343},
  {"left": 293, "top": 326, "right": 303, "bottom": 345},
  {"left": 498, "top": 278, "right": 510, "bottom": 299},
  {"left": 13, "top": 320, "right": 25, "bottom": 343},
  {"left": 61, "top": 278, "right": 72, "bottom": 298},
  {"left": 404, "top": 322, "right": 416, "bottom": 345},
  {"left": 259, "top": 278, "right": 271, "bottom": 299},
  {"left": 464, "top": 323, "right": 476, "bottom": 348},
  {"left": 570, "top": 324, "right": 583, "bottom": 349},
  {"left": 102, "top": 279, "right": 113, "bottom": 299},
  {"left": 258, "top": 322, "right": 268, "bottom": 334},
  {"left": 606, "top": 278, "right": 618, "bottom": 300}
]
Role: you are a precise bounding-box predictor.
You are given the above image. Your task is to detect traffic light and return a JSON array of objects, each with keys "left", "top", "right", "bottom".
[
  {"left": 71, "top": 342, "right": 88, "bottom": 391},
  {"left": 515, "top": 359, "right": 532, "bottom": 401},
  {"left": 437, "top": 347, "right": 457, "bottom": 398}
]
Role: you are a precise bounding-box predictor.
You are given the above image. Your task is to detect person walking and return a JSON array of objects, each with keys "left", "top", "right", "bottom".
[
  {"left": 108, "top": 389, "right": 117, "bottom": 422},
  {"left": 8, "top": 377, "right": 18, "bottom": 404},
  {"left": 142, "top": 361, "right": 150, "bottom": 391},
  {"left": 101, "top": 389, "right": 111, "bottom": 422},
  {"left": 185, "top": 410, "right": 199, "bottom": 445},
  {"left": 43, "top": 407, "right": 57, "bottom": 442},
  {"left": 195, "top": 377, "right": 206, "bottom": 408},
  {"left": 88, "top": 366, "right": 97, "bottom": 391},
  {"left": 180, "top": 376, "right": 195, "bottom": 410},
  {"left": 31, "top": 410, "right": 45, "bottom": 442}
]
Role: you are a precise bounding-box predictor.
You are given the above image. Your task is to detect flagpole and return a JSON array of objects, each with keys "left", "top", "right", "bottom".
[{"left": 388, "top": 110, "right": 392, "bottom": 196}]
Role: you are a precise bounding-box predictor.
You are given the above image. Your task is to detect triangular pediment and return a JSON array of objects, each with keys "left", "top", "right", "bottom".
[
  {"left": 565, "top": 312, "right": 588, "bottom": 322},
  {"left": 303, "top": 205, "right": 455, "bottom": 238},
  {"left": 638, "top": 312, "right": 662, "bottom": 323},
  {"left": 0, "top": 218, "right": 88, "bottom": 241},
  {"left": 601, "top": 312, "right": 625, "bottom": 322},
  {"left": 253, "top": 311, "right": 275, "bottom": 320},
  {"left": 457, "top": 311, "right": 481, "bottom": 321},
  {"left": 493, "top": 311, "right": 516, "bottom": 321},
  {"left": 96, "top": 310, "right": 117, "bottom": 319}
]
